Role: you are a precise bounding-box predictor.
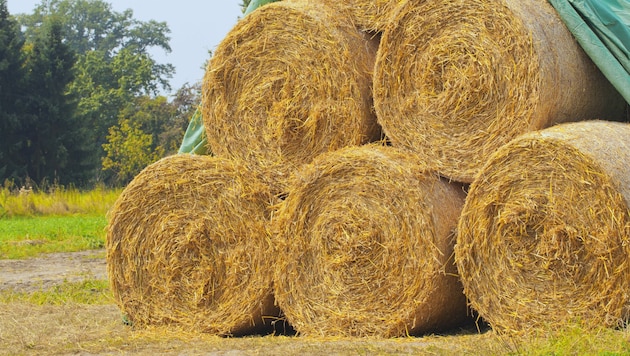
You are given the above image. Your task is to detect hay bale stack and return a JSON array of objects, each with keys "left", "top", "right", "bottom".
[
  {"left": 456, "top": 120, "right": 630, "bottom": 334},
  {"left": 373, "top": 0, "right": 627, "bottom": 183},
  {"left": 107, "top": 154, "right": 279, "bottom": 336},
  {"left": 273, "top": 144, "right": 469, "bottom": 337},
  {"left": 202, "top": 0, "right": 381, "bottom": 195}
]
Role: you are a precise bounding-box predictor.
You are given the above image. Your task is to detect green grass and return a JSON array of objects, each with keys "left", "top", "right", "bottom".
[
  {"left": 515, "top": 325, "right": 630, "bottom": 355},
  {"left": 0, "top": 184, "right": 118, "bottom": 258},
  {"left": 0, "top": 279, "right": 113, "bottom": 305},
  {"left": 0, "top": 215, "right": 108, "bottom": 259}
]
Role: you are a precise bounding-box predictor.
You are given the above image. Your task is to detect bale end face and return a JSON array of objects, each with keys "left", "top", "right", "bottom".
[
  {"left": 202, "top": 0, "right": 381, "bottom": 194},
  {"left": 456, "top": 121, "right": 630, "bottom": 334},
  {"left": 273, "top": 145, "right": 471, "bottom": 337},
  {"left": 107, "top": 154, "right": 280, "bottom": 336}
]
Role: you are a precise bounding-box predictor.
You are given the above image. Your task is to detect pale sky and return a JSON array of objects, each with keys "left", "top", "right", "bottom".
[{"left": 7, "top": 0, "right": 244, "bottom": 97}]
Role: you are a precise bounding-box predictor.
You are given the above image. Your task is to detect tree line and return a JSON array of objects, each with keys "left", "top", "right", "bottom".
[{"left": 0, "top": 0, "right": 255, "bottom": 188}]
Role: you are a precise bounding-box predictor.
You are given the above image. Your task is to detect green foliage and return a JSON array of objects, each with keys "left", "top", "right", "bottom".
[
  {"left": 14, "top": 0, "right": 175, "bottom": 186},
  {"left": 19, "top": 17, "right": 84, "bottom": 186},
  {"left": 162, "top": 82, "right": 202, "bottom": 153},
  {"left": 102, "top": 119, "right": 163, "bottom": 185},
  {"left": 1, "top": 0, "right": 230, "bottom": 188},
  {"left": 0, "top": 279, "right": 112, "bottom": 305},
  {"left": 0, "top": 1, "right": 27, "bottom": 181},
  {"left": 0, "top": 215, "right": 108, "bottom": 258},
  {"left": 100, "top": 82, "right": 199, "bottom": 184},
  {"left": 18, "top": 0, "right": 172, "bottom": 61},
  {"left": 121, "top": 96, "right": 176, "bottom": 150}
]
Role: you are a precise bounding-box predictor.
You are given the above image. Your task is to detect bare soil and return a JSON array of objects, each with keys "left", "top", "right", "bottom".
[{"left": 0, "top": 249, "right": 107, "bottom": 292}]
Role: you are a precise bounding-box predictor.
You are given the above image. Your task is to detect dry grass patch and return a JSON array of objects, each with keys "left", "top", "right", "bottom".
[
  {"left": 0, "top": 302, "right": 506, "bottom": 355},
  {"left": 0, "top": 297, "right": 627, "bottom": 354}
]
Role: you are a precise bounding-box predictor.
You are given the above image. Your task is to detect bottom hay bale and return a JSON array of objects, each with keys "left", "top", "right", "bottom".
[
  {"left": 107, "top": 154, "right": 280, "bottom": 336},
  {"left": 456, "top": 120, "right": 630, "bottom": 335},
  {"left": 272, "top": 145, "right": 470, "bottom": 337}
]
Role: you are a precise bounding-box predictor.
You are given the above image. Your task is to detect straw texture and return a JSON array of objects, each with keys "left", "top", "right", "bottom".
[
  {"left": 456, "top": 121, "right": 630, "bottom": 334},
  {"left": 107, "top": 154, "right": 279, "bottom": 336},
  {"left": 202, "top": 0, "right": 381, "bottom": 194},
  {"left": 294, "top": 0, "right": 405, "bottom": 31},
  {"left": 273, "top": 144, "right": 469, "bottom": 337},
  {"left": 373, "top": 0, "right": 627, "bottom": 183}
]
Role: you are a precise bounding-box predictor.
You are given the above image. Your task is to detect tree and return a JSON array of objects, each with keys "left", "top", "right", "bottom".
[
  {"left": 19, "top": 17, "right": 83, "bottom": 185},
  {"left": 159, "top": 82, "right": 201, "bottom": 153},
  {"left": 19, "top": 0, "right": 172, "bottom": 58},
  {"left": 0, "top": 0, "right": 27, "bottom": 181},
  {"left": 17, "top": 0, "right": 174, "bottom": 184},
  {"left": 100, "top": 83, "right": 200, "bottom": 184},
  {"left": 102, "top": 118, "right": 163, "bottom": 185}
]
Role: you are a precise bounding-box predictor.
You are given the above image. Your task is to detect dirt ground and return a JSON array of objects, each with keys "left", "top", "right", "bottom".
[
  {"left": 0, "top": 249, "right": 107, "bottom": 292},
  {"left": 1, "top": 251, "right": 626, "bottom": 355},
  {"left": 0, "top": 250, "right": 510, "bottom": 355}
]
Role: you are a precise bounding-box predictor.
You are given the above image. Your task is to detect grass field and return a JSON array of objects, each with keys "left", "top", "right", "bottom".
[
  {"left": 0, "top": 184, "right": 115, "bottom": 258},
  {"left": 1, "top": 187, "right": 629, "bottom": 354},
  {"left": 0, "top": 215, "right": 107, "bottom": 259}
]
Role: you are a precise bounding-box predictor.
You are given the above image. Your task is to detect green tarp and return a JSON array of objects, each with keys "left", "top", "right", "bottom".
[
  {"left": 178, "top": 0, "right": 279, "bottom": 155},
  {"left": 244, "top": 0, "right": 278, "bottom": 16},
  {"left": 177, "top": 106, "right": 207, "bottom": 154},
  {"left": 548, "top": 0, "right": 630, "bottom": 104}
]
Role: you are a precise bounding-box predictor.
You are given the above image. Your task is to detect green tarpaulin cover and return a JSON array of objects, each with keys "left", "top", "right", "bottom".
[
  {"left": 244, "top": 0, "right": 278, "bottom": 16},
  {"left": 178, "top": 0, "right": 279, "bottom": 155},
  {"left": 548, "top": 0, "right": 630, "bottom": 104},
  {"left": 177, "top": 106, "right": 207, "bottom": 154}
]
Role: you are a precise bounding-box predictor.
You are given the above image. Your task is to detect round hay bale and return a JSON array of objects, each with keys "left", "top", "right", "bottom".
[
  {"left": 288, "top": 0, "right": 404, "bottom": 32},
  {"left": 107, "top": 154, "right": 279, "bottom": 336},
  {"left": 456, "top": 120, "right": 630, "bottom": 334},
  {"left": 273, "top": 144, "right": 470, "bottom": 337},
  {"left": 373, "top": 0, "right": 627, "bottom": 183},
  {"left": 202, "top": 0, "right": 381, "bottom": 195}
]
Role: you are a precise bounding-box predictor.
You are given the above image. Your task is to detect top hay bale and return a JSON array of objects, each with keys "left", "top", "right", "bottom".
[
  {"left": 202, "top": 0, "right": 381, "bottom": 194},
  {"left": 272, "top": 144, "right": 469, "bottom": 337},
  {"left": 373, "top": 0, "right": 627, "bottom": 183},
  {"left": 107, "top": 154, "right": 279, "bottom": 336},
  {"left": 289, "top": 0, "right": 405, "bottom": 32},
  {"left": 456, "top": 120, "right": 630, "bottom": 334}
]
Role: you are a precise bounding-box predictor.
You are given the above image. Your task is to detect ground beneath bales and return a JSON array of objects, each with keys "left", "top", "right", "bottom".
[
  {"left": 0, "top": 251, "right": 541, "bottom": 355},
  {"left": 0, "top": 249, "right": 107, "bottom": 292}
]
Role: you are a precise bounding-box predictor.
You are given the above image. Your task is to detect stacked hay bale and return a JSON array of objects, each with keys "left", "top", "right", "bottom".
[
  {"left": 373, "top": 0, "right": 627, "bottom": 182},
  {"left": 296, "top": 0, "right": 405, "bottom": 32},
  {"left": 202, "top": 0, "right": 381, "bottom": 195},
  {"left": 272, "top": 144, "right": 470, "bottom": 337},
  {"left": 456, "top": 121, "right": 630, "bottom": 334},
  {"left": 107, "top": 154, "right": 280, "bottom": 336}
]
